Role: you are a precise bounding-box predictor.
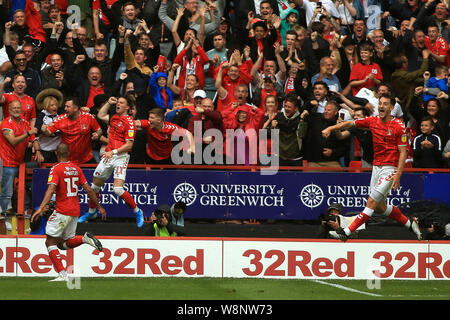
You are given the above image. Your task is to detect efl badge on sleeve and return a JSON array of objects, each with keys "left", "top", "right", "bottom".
[
  {"left": 128, "top": 130, "right": 135, "bottom": 138},
  {"left": 48, "top": 175, "right": 53, "bottom": 183},
  {"left": 401, "top": 134, "right": 407, "bottom": 143}
]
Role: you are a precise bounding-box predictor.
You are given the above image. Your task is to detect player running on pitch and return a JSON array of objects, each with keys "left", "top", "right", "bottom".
[
  {"left": 31, "top": 143, "right": 106, "bottom": 282},
  {"left": 322, "top": 93, "right": 422, "bottom": 241},
  {"left": 77, "top": 95, "right": 145, "bottom": 227}
]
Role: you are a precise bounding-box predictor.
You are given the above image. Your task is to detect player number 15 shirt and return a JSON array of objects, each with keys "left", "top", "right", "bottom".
[
  {"left": 355, "top": 116, "right": 407, "bottom": 167},
  {"left": 48, "top": 161, "right": 87, "bottom": 216}
]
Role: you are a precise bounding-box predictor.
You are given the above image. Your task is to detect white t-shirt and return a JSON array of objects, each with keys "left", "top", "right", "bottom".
[
  {"left": 302, "top": 0, "right": 341, "bottom": 26},
  {"left": 355, "top": 88, "right": 403, "bottom": 118},
  {"left": 337, "top": 3, "right": 354, "bottom": 25}
]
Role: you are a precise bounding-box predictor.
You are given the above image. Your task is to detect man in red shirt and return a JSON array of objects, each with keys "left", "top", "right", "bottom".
[
  {"left": 424, "top": 24, "right": 449, "bottom": 67},
  {"left": 0, "top": 100, "right": 43, "bottom": 231},
  {"left": 41, "top": 97, "right": 102, "bottom": 164},
  {"left": 31, "top": 143, "right": 106, "bottom": 282},
  {"left": 78, "top": 95, "right": 144, "bottom": 228},
  {"left": 0, "top": 75, "right": 37, "bottom": 128},
  {"left": 136, "top": 108, "right": 195, "bottom": 164},
  {"left": 322, "top": 94, "right": 422, "bottom": 241}
]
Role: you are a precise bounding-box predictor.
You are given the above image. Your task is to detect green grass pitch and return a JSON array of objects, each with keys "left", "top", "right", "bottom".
[{"left": 1, "top": 277, "right": 449, "bottom": 300}]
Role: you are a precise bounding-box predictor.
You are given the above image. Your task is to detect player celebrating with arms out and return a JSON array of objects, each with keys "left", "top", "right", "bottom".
[
  {"left": 31, "top": 143, "right": 106, "bottom": 282},
  {"left": 78, "top": 95, "right": 145, "bottom": 227},
  {"left": 322, "top": 94, "right": 422, "bottom": 241}
]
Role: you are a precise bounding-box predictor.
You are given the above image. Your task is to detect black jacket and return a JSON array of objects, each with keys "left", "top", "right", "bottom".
[
  {"left": 304, "top": 112, "right": 349, "bottom": 162},
  {"left": 413, "top": 133, "right": 443, "bottom": 168}
]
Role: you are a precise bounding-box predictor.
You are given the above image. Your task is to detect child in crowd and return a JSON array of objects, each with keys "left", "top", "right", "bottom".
[
  {"left": 149, "top": 66, "right": 174, "bottom": 110},
  {"left": 422, "top": 66, "right": 449, "bottom": 102},
  {"left": 413, "top": 116, "right": 443, "bottom": 168},
  {"left": 348, "top": 43, "right": 382, "bottom": 96}
]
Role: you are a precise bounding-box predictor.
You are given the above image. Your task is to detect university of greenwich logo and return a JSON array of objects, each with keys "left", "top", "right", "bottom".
[
  {"left": 299, "top": 183, "right": 324, "bottom": 208},
  {"left": 173, "top": 182, "right": 198, "bottom": 206}
]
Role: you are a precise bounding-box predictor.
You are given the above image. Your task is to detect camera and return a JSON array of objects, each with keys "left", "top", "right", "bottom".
[
  {"left": 317, "top": 2, "right": 322, "bottom": 8},
  {"left": 323, "top": 214, "right": 337, "bottom": 222}
]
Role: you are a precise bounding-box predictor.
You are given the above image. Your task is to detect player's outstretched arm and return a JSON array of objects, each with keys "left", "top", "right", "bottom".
[
  {"left": 31, "top": 184, "right": 56, "bottom": 223},
  {"left": 322, "top": 120, "right": 356, "bottom": 138},
  {"left": 82, "top": 183, "right": 107, "bottom": 220}
]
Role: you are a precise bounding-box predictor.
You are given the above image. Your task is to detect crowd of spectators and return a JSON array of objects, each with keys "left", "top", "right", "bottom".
[{"left": 0, "top": 0, "right": 449, "bottom": 228}]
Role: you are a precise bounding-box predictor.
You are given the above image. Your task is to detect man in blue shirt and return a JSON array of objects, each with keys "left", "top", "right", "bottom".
[{"left": 311, "top": 56, "right": 342, "bottom": 93}]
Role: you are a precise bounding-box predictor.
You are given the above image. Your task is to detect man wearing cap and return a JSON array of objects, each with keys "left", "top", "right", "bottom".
[
  {"left": 3, "top": 50, "right": 41, "bottom": 99},
  {"left": 317, "top": 202, "right": 365, "bottom": 238}
]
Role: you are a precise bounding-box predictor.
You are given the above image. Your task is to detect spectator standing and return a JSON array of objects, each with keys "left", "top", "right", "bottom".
[
  {"left": 348, "top": 43, "right": 383, "bottom": 96},
  {"left": 0, "top": 100, "right": 42, "bottom": 226},
  {"left": 413, "top": 116, "right": 443, "bottom": 168},
  {"left": 271, "top": 93, "right": 308, "bottom": 166},
  {"left": 41, "top": 97, "right": 102, "bottom": 164},
  {"left": 391, "top": 49, "right": 430, "bottom": 112},
  {"left": 0, "top": 74, "right": 37, "bottom": 128},
  {"left": 3, "top": 49, "right": 41, "bottom": 99},
  {"left": 35, "top": 88, "right": 63, "bottom": 163},
  {"left": 304, "top": 100, "right": 349, "bottom": 168}
]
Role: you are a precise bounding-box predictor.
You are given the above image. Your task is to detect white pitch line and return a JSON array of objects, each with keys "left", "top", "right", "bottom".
[{"left": 312, "top": 280, "right": 383, "bottom": 297}]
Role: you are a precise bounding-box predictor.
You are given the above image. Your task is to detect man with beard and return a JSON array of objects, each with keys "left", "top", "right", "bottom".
[
  {"left": 40, "top": 52, "right": 69, "bottom": 96},
  {"left": 270, "top": 92, "right": 308, "bottom": 166},
  {"left": 41, "top": 97, "right": 102, "bottom": 164},
  {"left": 322, "top": 94, "right": 422, "bottom": 241}
]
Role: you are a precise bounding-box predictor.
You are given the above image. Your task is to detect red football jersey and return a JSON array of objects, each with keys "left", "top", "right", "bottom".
[
  {"left": 0, "top": 117, "right": 35, "bottom": 167},
  {"left": 106, "top": 114, "right": 136, "bottom": 152},
  {"left": 140, "top": 120, "right": 186, "bottom": 161},
  {"left": 48, "top": 161, "right": 87, "bottom": 216},
  {"left": 47, "top": 112, "right": 100, "bottom": 164},
  {"left": 425, "top": 36, "right": 450, "bottom": 66},
  {"left": 355, "top": 116, "right": 408, "bottom": 167},
  {"left": 2, "top": 93, "right": 36, "bottom": 122},
  {"left": 349, "top": 62, "right": 383, "bottom": 95}
]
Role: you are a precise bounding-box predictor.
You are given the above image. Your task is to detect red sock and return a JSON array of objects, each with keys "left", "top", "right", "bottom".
[
  {"left": 388, "top": 206, "right": 408, "bottom": 225},
  {"left": 348, "top": 212, "right": 371, "bottom": 233},
  {"left": 48, "top": 246, "right": 65, "bottom": 273},
  {"left": 120, "top": 191, "right": 137, "bottom": 210},
  {"left": 64, "top": 236, "right": 83, "bottom": 249},
  {"left": 89, "top": 192, "right": 100, "bottom": 210}
]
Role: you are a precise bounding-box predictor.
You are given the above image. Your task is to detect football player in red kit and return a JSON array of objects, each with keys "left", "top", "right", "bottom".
[
  {"left": 322, "top": 94, "right": 422, "bottom": 241},
  {"left": 31, "top": 143, "right": 106, "bottom": 282},
  {"left": 77, "top": 95, "right": 144, "bottom": 227}
]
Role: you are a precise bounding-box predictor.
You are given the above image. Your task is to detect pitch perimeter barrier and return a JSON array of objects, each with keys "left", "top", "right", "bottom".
[
  {"left": 30, "top": 166, "right": 449, "bottom": 223},
  {"left": 1, "top": 235, "right": 449, "bottom": 280}
]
